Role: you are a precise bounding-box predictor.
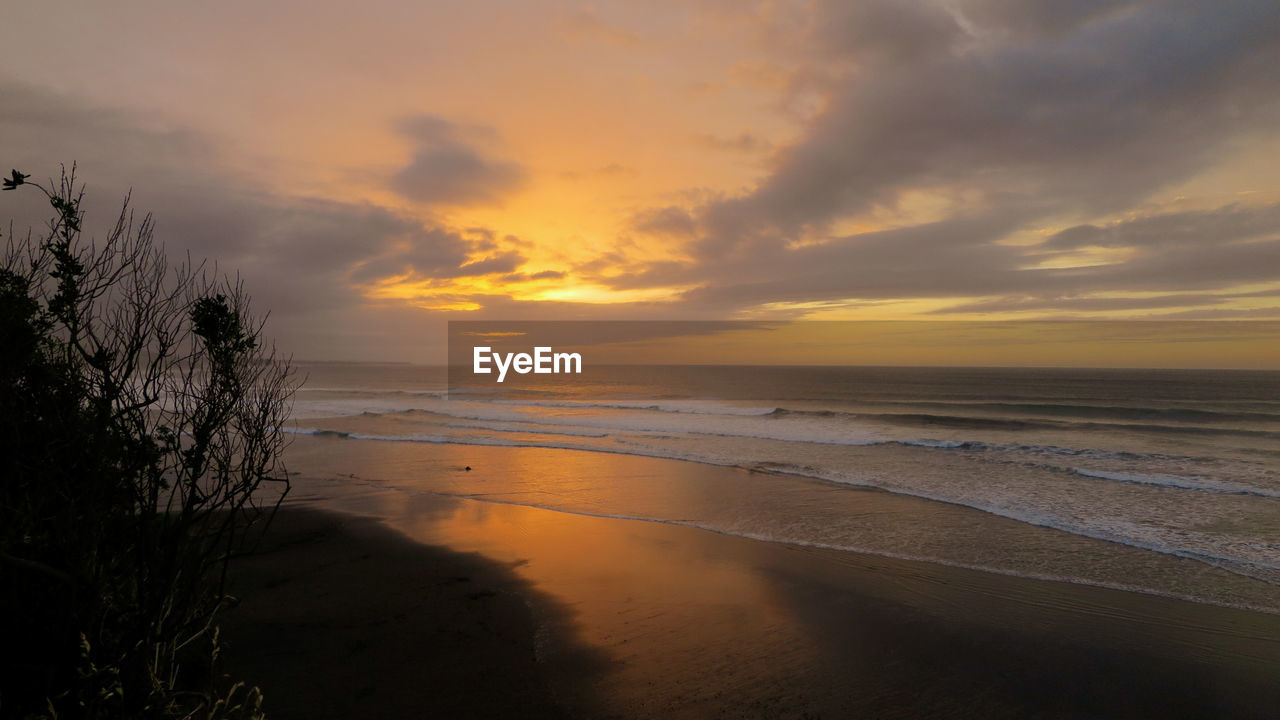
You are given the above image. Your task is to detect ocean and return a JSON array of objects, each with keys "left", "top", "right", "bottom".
[{"left": 282, "top": 363, "right": 1280, "bottom": 613}]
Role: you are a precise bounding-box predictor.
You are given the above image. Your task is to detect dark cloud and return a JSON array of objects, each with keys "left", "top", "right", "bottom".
[
  {"left": 607, "top": 0, "right": 1280, "bottom": 318},
  {"left": 1044, "top": 203, "right": 1280, "bottom": 250},
  {"left": 344, "top": 226, "right": 473, "bottom": 285},
  {"left": 0, "top": 82, "right": 528, "bottom": 357},
  {"left": 598, "top": 197, "right": 1280, "bottom": 316},
  {"left": 1134, "top": 306, "right": 1280, "bottom": 320},
  {"left": 812, "top": 0, "right": 963, "bottom": 63},
  {"left": 958, "top": 0, "right": 1129, "bottom": 38},
  {"left": 462, "top": 226, "right": 498, "bottom": 249},
  {"left": 1066, "top": 234, "right": 1280, "bottom": 292},
  {"left": 669, "top": 210, "right": 1037, "bottom": 307},
  {"left": 500, "top": 271, "right": 572, "bottom": 285},
  {"left": 929, "top": 290, "right": 1280, "bottom": 315},
  {"left": 632, "top": 205, "right": 697, "bottom": 237},
  {"left": 391, "top": 115, "right": 526, "bottom": 206},
  {"left": 704, "top": 0, "right": 1279, "bottom": 251},
  {"left": 450, "top": 251, "right": 525, "bottom": 278}
]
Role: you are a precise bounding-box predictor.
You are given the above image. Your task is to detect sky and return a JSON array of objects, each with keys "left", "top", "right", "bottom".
[
  {"left": 2, "top": 0, "right": 1279, "bottom": 363},
  {"left": 447, "top": 320, "right": 1280, "bottom": 368}
]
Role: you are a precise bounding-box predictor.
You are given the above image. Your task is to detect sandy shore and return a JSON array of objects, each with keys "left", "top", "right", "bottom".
[
  {"left": 222, "top": 484, "right": 1280, "bottom": 719},
  {"left": 219, "top": 507, "right": 587, "bottom": 719}
]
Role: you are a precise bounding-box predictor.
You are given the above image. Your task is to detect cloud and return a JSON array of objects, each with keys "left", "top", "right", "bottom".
[
  {"left": 632, "top": 205, "right": 697, "bottom": 238},
  {"left": 560, "top": 7, "right": 643, "bottom": 47},
  {"left": 694, "top": 131, "right": 772, "bottom": 154},
  {"left": 665, "top": 210, "right": 1039, "bottom": 308},
  {"left": 929, "top": 289, "right": 1280, "bottom": 315},
  {"left": 0, "top": 82, "right": 527, "bottom": 357},
  {"left": 598, "top": 195, "right": 1280, "bottom": 316},
  {"left": 6, "top": 0, "right": 1280, "bottom": 357},
  {"left": 707, "top": 0, "right": 1279, "bottom": 248},
  {"left": 391, "top": 115, "right": 526, "bottom": 206},
  {"left": 1043, "top": 203, "right": 1280, "bottom": 250},
  {"left": 811, "top": 0, "right": 963, "bottom": 63},
  {"left": 956, "top": 0, "right": 1134, "bottom": 38},
  {"left": 529, "top": 269, "right": 567, "bottom": 280},
  {"left": 559, "top": 163, "right": 636, "bottom": 182},
  {"left": 497, "top": 270, "right": 568, "bottom": 284},
  {"left": 604, "top": 0, "right": 1280, "bottom": 317},
  {"left": 450, "top": 251, "right": 526, "bottom": 277}
]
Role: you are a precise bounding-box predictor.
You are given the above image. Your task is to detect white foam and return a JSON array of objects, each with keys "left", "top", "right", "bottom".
[
  {"left": 897, "top": 439, "right": 969, "bottom": 449},
  {"left": 490, "top": 398, "right": 781, "bottom": 416},
  {"left": 283, "top": 383, "right": 1280, "bottom": 602},
  {"left": 405, "top": 399, "right": 888, "bottom": 446},
  {"left": 286, "top": 418, "right": 1280, "bottom": 588},
  {"left": 1072, "top": 468, "right": 1280, "bottom": 498},
  {"left": 305, "top": 478, "right": 1280, "bottom": 616}
]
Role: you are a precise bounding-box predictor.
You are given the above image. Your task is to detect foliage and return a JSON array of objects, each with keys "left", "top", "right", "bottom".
[{"left": 0, "top": 166, "right": 297, "bottom": 719}]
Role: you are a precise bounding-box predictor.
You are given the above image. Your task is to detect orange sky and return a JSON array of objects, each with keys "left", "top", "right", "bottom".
[{"left": 3, "top": 1, "right": 1280, "bottom": 361}]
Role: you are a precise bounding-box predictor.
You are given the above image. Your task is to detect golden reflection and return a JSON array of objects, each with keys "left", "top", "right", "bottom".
[{"left": 366, "top": 487, "right": 808, "bottom": 706}]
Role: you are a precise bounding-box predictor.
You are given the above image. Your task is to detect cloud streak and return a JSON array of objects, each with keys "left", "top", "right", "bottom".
[
  {"left": 607, "top": 0, "right": 1280, "bottom": 316},
  {"left": 0, "top": 82, "right": 536, "bottom": 356},
  {"left": 391, "top": 115, "right": 526, "bottom": 207},
  {"left": 5, "top": 0, "right": 1280, "bottom": 361}
]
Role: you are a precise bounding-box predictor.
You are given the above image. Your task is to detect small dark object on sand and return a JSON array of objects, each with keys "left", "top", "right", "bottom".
[{"left": 465, "top": 466, "right": 472, "bottom": 471}]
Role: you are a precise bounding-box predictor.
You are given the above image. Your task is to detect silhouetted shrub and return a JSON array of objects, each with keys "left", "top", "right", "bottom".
[{"left": 1, "top": 167, "right": 296, "bottom": 719}]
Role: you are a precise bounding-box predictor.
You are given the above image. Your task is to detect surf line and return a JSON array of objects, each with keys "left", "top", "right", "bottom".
[{"left": 472, "top": 346, "right": 583, "bottom": 382}]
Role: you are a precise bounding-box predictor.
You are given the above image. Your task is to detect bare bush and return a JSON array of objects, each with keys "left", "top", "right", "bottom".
[{"left": 1, "top": 166, "right": 297, "bottom": 719}]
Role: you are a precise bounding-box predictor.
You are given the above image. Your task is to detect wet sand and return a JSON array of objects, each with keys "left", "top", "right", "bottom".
[
  {"left": 219, "top": 507, "right": 584, "bottom": 719},
  {"left": 222, "top": 475, "right": 1280, "bottom": 719}
]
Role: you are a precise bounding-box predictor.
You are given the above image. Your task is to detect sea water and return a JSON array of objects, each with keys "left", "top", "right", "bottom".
[{"left": 283, "top": 363, "right": 1280, "bottom": 612}]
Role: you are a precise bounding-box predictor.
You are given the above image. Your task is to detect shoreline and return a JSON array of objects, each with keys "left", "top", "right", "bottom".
[
  {"left": 223, "top": 483, "right": 1280, "bottom": 719},
  {"left": 220, "top": 506, "right": 601, "bottom": 719},
  {"left": 333, "top": 482, "right": 1280, "bottom": 618},
  {"left": 279, "top": 434, "right": 1280, "bottom": 615}
]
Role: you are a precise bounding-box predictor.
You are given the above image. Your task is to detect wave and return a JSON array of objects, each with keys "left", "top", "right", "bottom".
[
  {"left": 286, "top": 424, "right": 1280, "bottom": 585},
  {"left": 889, "top": 438, "right": 1187, "bottom": 462},
  {"left": 1071, "top": 468, "right": 1280, "bottom": 498},
  {"left": 305, "top": 388, "right": 1280, "bottom": 424},
  {"left": 364, "top": 403, "right": 889, "bottom": 446},
  {"left": 299, "top": 387, "right": 447, "bottom": 397},
  {"left": 291, "top": 404, "right": 1277, "bottom": 461},
  {"left": 767, "top": 406, "right": 1280, "bottom": 440},
  {"left": 294, "top": 392, "right": 1280, "bottom": 452},
  {"left": 864, "top": 400, "right": 1280, "bottom": 425},
  {"left": 289, "top": 407, "right": 1216, "bottom": 464},
  {"left": 286, "top": 426, "right": 652, "bottom": 453},
  {"left": 290, "top": 394, "right": 1277, "bottom": 473},
  {"left": 443, "top": 420, "right": 611, "bottom": 438},
  {"left": 864, "top": 412, "right": 1280, "bottom": 439},
  {"left": 491, "top": 398, "right": 781, "bottom": 416},
  {"left": 301, "top": 478, "right": 1280, "bottom": 616},
  {"left": 734, "top": 462, "right": 1280, "bottom": 584}
]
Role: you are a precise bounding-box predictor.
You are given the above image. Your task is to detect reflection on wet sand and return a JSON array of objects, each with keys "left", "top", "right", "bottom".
[{"left": 288, "top": 460, "right": 1280, "bottom": 718}]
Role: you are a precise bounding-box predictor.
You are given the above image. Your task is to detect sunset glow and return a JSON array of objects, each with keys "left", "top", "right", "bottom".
[{"left": 4, "top": 1, "right": 1279, "bottom": 361}]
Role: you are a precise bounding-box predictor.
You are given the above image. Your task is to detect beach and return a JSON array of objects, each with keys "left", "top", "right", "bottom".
[
  {"left": 218, "top": 362, "right": 1280, "bottom": 717},
  {"left": 220, "top": 506, "right": 574, "bottom": 719},
  {"left": 221, "top": 442, "right": 1280, "bottom": 719}
]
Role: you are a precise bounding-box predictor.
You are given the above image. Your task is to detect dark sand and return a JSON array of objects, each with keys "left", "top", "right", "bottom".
[
  {"left": 219, "top": 508, "right": 591, "bottom": 719},
  {"left": 223, "top": 494, "right": 1280, "bottom": 719}
]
